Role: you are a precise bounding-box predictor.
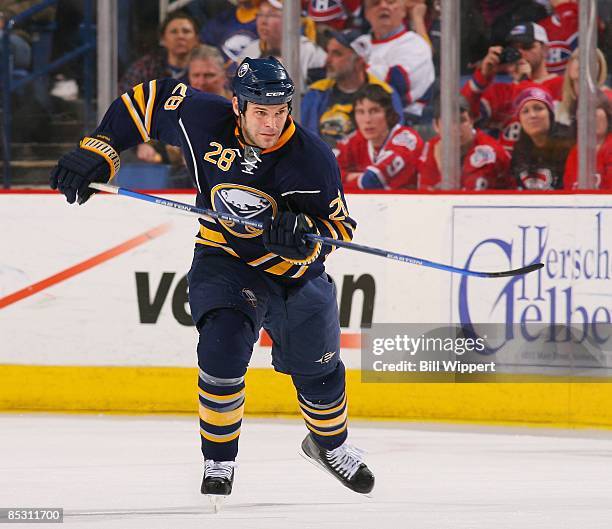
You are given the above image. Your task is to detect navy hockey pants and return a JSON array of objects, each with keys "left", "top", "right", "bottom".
[{"left": 187, "top": 250, "right": 348, "bottom": 462}]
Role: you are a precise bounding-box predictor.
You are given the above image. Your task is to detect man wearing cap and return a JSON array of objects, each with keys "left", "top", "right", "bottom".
[
  {"left": 301, "top": 29, "right": 403, "bottom": 147},
  {"left": 237, "top": 0, "right": 327, "bottom": 90},
  {"left": 418, "top": 96, "right": 512, "bottom": 190},
  {"left": 461, "top": 21, "right": 562, "bottom": 154}
]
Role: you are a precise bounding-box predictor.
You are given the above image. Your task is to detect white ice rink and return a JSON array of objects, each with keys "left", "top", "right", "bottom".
[{"left": 1, "top": 414, "right": 612, "bottom": 529}]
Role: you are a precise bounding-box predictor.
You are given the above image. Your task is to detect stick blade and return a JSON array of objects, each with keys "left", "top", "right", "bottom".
[{"left": 482, "top": 262, "right": 544, "bottom": 278}]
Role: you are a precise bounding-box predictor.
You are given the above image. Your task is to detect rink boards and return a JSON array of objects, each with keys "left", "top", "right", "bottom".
[{"left": 1, "top": 190, "right": 611, "bottom": 427}]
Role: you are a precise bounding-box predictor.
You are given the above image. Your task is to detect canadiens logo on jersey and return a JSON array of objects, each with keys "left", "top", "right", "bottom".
[
  {"left": 308, "top": 0, "right": 345, "bottom": 21},
  {"left": 519, "top": 168, "right": 553, "bottom": 190},
  {"left": 546, "top": 43, "right": 573, "bottom": 74},
  {"left": 211, "top": 184, "right": 278, "bottom": 238}
]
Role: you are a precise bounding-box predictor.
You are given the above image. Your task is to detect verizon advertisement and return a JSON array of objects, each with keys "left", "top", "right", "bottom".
[{"left": 1, "top": 192, "right": 610, "bottom": 371}]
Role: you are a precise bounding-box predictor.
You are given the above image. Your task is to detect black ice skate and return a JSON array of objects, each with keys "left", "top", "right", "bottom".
[
  {"left": 201, "top": 460, "right": 235, "bottom": 513},
  {"left": 300, "top": 433, "right": 375, "bottom": 494}
]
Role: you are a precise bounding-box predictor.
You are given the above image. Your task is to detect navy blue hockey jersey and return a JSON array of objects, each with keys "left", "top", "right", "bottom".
[{"left": 95, "top": 79, "right": 356, "bottom": 283}]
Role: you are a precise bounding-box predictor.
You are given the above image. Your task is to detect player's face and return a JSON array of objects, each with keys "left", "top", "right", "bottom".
[
  {"left": 354, "top": 98, "right": 389, "bottom": 145},
  {"left": 234, "top": 99, "right": 289, "bottom": 149},
  {"left": 161, "top": 18, "right": 199, "bottom": 58},
  {"left": 364, "top": 0, "right": 406, "bottom": 36},
  {"left": 188, "top": 58, "right": 227, "bottom": 96},
  {"left": 519, "top": 100, "right": 550, "bottom": 138},
  {"left": 325, "top": 39, "right": 358, "bottom": 80},
  {"left": 256, "top": 3, "right": 282, "bottom": 49}
]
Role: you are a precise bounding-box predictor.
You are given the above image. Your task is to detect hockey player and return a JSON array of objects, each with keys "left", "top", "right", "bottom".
[{"left": 49, "top": 57, "right": 375, "bottom": 500}]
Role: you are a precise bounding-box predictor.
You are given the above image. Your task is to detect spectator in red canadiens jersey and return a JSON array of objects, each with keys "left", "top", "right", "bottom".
[
  {"left": 335, "top": 84, "right": 424, "bottom": 190},
  {"left": 461, "top": 22, "right": 562, "bottom": 154},
  {"left": 362, "top": 0, "right": 435, "bottom": 120},
  {"left": 418, "top": 96, "right": 512, "bottom": 190},
  {"left": 511, "top": 87, "right": 574, "bottom": 189},
  {"left": 564, "top": 90, "right": 612, "bottom": 190},
  {"left": 537, "top": 0, "right": 578, "bottom": 75}
]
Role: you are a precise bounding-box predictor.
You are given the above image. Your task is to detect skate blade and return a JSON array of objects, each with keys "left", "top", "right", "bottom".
[
  {"left": 206, "top": 494, "right": 226, "bottom": 513},
  {"left": 299, "top": 448, "right": 374, "bottom": 498}
]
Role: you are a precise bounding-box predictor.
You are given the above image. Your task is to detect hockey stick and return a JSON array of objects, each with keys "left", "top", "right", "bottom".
[{"left": 88, "top": 182, "right": 543, "bottom": 278}]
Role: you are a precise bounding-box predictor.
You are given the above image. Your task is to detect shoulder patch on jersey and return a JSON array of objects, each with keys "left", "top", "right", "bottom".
[
  {"left": 211, "top": 184, "right": 278, "bottom": 238},
  {"left": 391, "top": 129, "right": 418, "bottom": 150},
  {"left": 469, "top": 145, "right": 496, "bottom": 168}
]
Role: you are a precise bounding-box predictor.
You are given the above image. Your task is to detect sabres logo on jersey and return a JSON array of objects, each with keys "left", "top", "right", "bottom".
[
  {"left": 211, "top": 184, "right": 278, "bottom": 238},
  {"left": 222, "top": 31, "right": 257, "bottom": 63}
]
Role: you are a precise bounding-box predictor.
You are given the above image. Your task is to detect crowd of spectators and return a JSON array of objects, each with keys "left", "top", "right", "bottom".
[{"left": 2, "top": 0, "right": 611, "bottom": 190}]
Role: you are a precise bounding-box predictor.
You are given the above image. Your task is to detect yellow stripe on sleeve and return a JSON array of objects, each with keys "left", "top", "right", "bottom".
[
  {"left": 145, "top": 80, "right": 157, "bottom": 135},
  {"left": 132, "top": 83, "right": 146, "bottom": 116},
  {"left": 291, "top": 266, "right": 308, "bottom": 279},
  {"left": 321, "top": 219, "right": 337, "bottom": 252},
  {"left": 264, "top": 260, "right": 295, "bottom": 276},
  {"left": 199, "top": 225, "right": 227, "bottom": 244},
  {"left": 121, "top": 93, "right": 149, "bottom": 142},
  {"left": 248, "top": 253, "right": 277, "bottom": 267},
  {"left": 333, "top": 220, "right": 351, "bottom": 242},
  {"left": 195, "top": 238, "right": 239, "bottom": 258}
]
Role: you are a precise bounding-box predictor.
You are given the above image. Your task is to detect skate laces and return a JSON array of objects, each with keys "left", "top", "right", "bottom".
[
  {"left": 325, "top": 444, "right": 365, "bottom": 480},
  {"left": 205, "top": 460, "right": 236, "bottom": 480}
]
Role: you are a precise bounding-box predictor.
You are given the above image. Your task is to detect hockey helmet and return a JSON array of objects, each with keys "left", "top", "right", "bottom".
[{"left": 232, "top": 56, "right": 295, "bottom": 113}]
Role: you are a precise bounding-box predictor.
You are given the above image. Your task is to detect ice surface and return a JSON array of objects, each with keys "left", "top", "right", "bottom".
[{"left": 1, "top": 414, "right": 611, "bottom": 528}]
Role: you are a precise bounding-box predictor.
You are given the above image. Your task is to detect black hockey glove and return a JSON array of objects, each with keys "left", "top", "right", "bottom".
[
  {"left": 263, "top": 211, "right": 322, "bottom": 264},
  {"left": 49, "top": 136, "right": 120, "bottom": 204}
]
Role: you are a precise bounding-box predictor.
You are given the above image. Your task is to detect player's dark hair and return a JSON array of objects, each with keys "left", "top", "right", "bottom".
[
  {"left": 159, "top": 10, "right": 200, "bottom": 38},
  {"left": 352, "top": 84, "right": 400, "bottom": 128}
]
